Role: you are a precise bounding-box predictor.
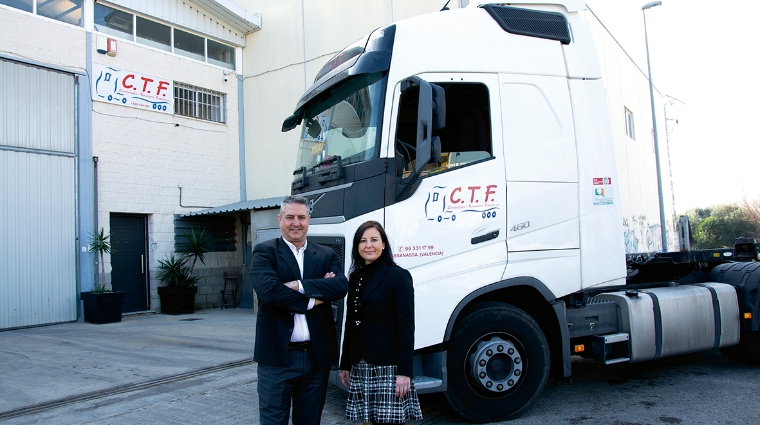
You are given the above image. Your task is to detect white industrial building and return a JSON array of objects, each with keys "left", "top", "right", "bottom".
[{"left": 0, "top": 0, "right": 674, "bottom": 329}]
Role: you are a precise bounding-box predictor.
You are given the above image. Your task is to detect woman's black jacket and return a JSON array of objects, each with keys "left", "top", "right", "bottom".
[{"left": 339, "top": 260, "right": 415, "bottom": 377}]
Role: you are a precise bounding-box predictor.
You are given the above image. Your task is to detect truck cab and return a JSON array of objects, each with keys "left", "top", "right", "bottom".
[{"left": 278, "top": 1, "right": 759, "bottom": 422}]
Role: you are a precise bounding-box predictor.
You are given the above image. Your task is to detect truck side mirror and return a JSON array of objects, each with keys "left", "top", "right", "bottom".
[
  {"left": 399, "top": 77, "right": 446, "bottom": 176},
  {"left": 431, "top": 135, "right": 441, "bottom": 164},
  {"left": 395, "top": 77, "right": 446, "bottom": 200},
  {"left": 432, "top": 83, "right": 446, "bottom": 131},
  {"left": 414, "top": 78, "right": 433, "bottom": 175},
  {"left": 282, "top": 113, "right": 301, "bottom": 132}
]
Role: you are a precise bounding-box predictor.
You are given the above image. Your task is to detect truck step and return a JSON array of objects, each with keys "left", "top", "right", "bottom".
[
  {"left": 602, "top": 332, "right": 629, "bottom": 344},
  {"left": 591, "top": 333, "right": 631, "bottom": 365},
  {"left": 604, "top": 357, "right": 631, "bottom": 365},
  {"left": 413, "top": 375, "right": 443, "bottom": 390}
]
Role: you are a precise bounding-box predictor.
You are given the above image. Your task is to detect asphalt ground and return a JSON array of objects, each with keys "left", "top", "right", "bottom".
[{"left": 2, "top": 309, "right": 760, "bottom": 424}]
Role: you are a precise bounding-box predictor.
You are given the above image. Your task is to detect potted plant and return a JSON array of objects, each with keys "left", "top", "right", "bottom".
[
  {"left": 81, "top": 228, "right": 126, "bottom": 324},
  {"left": 156, "top": 228, "right": 212, "bottom": 314}
]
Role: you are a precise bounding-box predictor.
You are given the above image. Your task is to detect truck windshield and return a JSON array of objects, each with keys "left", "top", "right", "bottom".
[{"left": 295, "top": 72, "right": 387, "bottom": 175}]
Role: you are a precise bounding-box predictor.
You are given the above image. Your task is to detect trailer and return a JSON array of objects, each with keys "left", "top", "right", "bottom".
[{"left": 278, "top": 1, "right": 760, "bottom": 421}]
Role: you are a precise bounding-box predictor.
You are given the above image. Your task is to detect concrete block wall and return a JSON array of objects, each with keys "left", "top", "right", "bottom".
[
  {"left": 0, "top": 6, "right": 86, "bottom": 70},
  {"left": 90, "top": 28, "right": 243, "bottom": 312},
  {"left": 192, "top": 264, "right": 245, "bottom": 310}
]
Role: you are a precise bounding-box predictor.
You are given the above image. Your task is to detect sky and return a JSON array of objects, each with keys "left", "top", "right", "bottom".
[{"left": 585, "top": 0, "right": 760, "bottom": 214}]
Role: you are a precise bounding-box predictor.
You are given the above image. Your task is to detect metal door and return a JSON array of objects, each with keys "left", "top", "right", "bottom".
[
  {"left": 0, "top": 58, "right": 77, "bottom": 329},
  {"left": 110, "top": 214, "right": 149, "bottom": 312}
]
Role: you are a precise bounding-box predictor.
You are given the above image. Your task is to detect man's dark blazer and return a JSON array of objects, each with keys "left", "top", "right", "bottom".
[
  {"left": 251, "top": 237, "right": 348, "bottom": 369},
  {"left": 339, "top": 260, "right": 415, "bottom": 377}
]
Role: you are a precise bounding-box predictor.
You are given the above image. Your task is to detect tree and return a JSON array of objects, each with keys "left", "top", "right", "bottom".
[
  {"left": 741, "top": 196, "right": 760, "bottom": 233},
  {"left": 687, "top": 203, "right": 758, "bottom": 248},
  {"left": 88, "top": 228, "right": 114, "bottom": 293},
  {"left": 686, "top": 207, "right": 713, "bottom": 231}
]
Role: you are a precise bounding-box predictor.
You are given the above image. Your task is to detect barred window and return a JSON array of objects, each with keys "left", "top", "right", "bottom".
[{"left": 174, "top": 83, "right": 226, "bottom": 123}]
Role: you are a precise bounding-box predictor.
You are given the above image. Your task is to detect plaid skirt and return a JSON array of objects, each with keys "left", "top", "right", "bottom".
[{"left": 346, "top": 360, "right": 423, "bottom": 423}]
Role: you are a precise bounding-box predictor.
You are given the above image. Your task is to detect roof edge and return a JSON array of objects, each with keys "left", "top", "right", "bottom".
[
  {"left": 182, "top": 196, "right": 285, "bottom": 217},
  {"left": 188, "top": 0, "right": 261, "bottom": 34}
]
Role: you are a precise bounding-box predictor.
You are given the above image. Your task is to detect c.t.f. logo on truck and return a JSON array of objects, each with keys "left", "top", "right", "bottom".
[{"left": 425, "top": 184, "right": 500, "bottom": 222}]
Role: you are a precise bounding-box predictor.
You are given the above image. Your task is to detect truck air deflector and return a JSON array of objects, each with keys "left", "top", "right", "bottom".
[
  {"left": 283, "top": 25, "right": 397, "bottom": 131},
  {"left": 480, "top": 5, "right": 571, "bottom": 45}
]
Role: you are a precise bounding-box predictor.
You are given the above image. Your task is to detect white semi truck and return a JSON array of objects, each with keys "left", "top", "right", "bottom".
[{"left": 279, "top": 1, "right": 760, "bottom": 421}]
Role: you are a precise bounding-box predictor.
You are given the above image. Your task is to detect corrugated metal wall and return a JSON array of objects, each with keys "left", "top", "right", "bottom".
[
  {"left": 1, "top": 59, "right": 77, "bottom": 329},
  {"left": 104, "top": 0, "right": 246, "bottom": 46}
]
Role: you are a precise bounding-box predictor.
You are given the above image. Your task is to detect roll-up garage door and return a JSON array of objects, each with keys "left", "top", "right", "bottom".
[{"left": 1, "top": 58, "right": 77, "bottom": 329}]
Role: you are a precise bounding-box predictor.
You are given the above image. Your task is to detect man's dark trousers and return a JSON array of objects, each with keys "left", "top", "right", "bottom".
[
  {"left": 251, "top": 237, "right": 347, "bottom": 425},
  {"left": 257, "top": 348, "right": 329, "bottom": 425}
]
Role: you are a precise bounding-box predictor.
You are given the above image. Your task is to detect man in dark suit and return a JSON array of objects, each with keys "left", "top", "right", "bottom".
[{"left": 251, "top": 195, "right": 348, "bottom": 425}]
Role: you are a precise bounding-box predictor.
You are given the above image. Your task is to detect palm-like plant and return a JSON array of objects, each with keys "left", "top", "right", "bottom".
[
  {"left": 178, "top": 228, "right": 213, "bottom": 274},
  {"left": 157, "top": 228, "right": 212, "bottom": 287},
  {"left": 88, "top": 228, "right": 114, "bottom": 293},
  {"left": 156, "top": 254, "right": 199, "bottom": 287}
]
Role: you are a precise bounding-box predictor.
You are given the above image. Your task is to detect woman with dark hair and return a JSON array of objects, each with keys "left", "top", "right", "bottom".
[{"left": 339, "top": 220, "right": 422, "bottom": 424}]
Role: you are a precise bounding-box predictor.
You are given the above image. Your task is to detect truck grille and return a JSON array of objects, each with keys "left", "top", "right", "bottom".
[{"left": 308, "top": 236, "right": 346, "bottom": 369}]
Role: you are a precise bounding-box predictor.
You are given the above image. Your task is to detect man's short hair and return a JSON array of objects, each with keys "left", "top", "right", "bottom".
[{"left": 279, "top": 195, "right": 309, "bottom": 216}]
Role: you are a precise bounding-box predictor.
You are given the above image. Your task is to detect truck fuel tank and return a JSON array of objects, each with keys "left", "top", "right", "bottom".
[{"left": 596, "top": 283, "right": 740, "bottom": 362}]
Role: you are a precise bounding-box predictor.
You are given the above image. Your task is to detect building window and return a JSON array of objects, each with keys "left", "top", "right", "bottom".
[
  {"left": 173, "top": 215, "right": 237, "bottom": 252},
  {"left": 92, "top": 3, "right": 237, "bottom": 70},
  {"left": 37, "top": 0, "right": 82, "bottom": 26},
  {"left": 1, "top": 0, "right": 32, "bottom": 13},
  {"left": 94, "top": 4, "right": 133, "bottom": 38},
  {"left": 625, "top": 108, "right": 635, "bottom": 140},
  {"left": 207, "top": 40, "right": 235, "bottom": 70},
  {"left": 174, "top": 83, "right": 226, "bottom": 123},
  {"left": 2, "top": 0, "right": 83, "bottom": 26},
  {"left": 136, "top": 16, "right": 171, "bottom": 52},
  {"left": 174, "top": 29, "right": 205, "bottom": 62}
]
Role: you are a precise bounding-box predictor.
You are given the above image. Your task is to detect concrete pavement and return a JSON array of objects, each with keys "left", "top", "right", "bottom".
[
  {"left": 0, "top": 309, "right": 257, "bottom": 420},
  {"left": 6, "top": 307, "right": 759, "bottom": 424}
]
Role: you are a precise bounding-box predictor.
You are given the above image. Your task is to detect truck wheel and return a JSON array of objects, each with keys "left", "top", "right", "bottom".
[
  {"left": 445, "top": 302, "right": 550, "bottom": 423},
  {"left": 720, "top": 331, "right": 760, "bottom": 364}
]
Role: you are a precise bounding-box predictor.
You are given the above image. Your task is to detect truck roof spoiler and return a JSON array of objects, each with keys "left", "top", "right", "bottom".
[{"left": 467, "top": 1, "right": 586, "bottom": 13}]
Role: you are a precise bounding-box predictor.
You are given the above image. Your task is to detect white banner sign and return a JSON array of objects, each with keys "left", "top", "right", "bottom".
[{"left": 91, "top": 63, "right": 173, "bottom": 114}]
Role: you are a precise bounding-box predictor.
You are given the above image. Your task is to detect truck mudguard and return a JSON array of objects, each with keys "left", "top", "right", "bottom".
[{"left": 443, "top": 276, "right": 572, "bottom": 378}]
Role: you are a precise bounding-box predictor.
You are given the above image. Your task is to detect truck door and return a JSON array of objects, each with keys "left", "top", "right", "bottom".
[{"left": 384, "top": 73, "right": 506, "bottom": 348}]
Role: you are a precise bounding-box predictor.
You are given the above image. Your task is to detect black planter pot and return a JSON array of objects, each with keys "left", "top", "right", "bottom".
[
  {"left": 158, "top": 286, "right": 198, "bottom": 315},
  {"left": 81, "top": 291, "right": 127, "bottom": 324}
]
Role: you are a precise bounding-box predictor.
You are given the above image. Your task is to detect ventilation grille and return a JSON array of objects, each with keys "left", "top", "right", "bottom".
[
  {"left": 587, "top": 297, "right": 616, "bottom": 305},
  {"left": 481, "top": 5, "right": 571, "bottom": 45}
]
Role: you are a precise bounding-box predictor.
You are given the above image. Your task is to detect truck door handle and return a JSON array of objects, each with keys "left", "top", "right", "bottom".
[
  {"left": 141, "top": 255, "right": 144, "bottom": 274},
  {"left": 471, "top": 230, "right": 499, "bottom": 245}
]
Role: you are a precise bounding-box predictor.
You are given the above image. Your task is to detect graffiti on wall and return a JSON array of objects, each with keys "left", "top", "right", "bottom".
[{"left": 623, "top": 215, "right": 664, "bottom": 253}]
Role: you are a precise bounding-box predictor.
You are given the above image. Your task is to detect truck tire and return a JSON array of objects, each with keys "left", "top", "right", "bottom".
[
  {"left": 445, "top": 302, "right": 550, "bottom": 423},
  {"left": 720, "top": 331, "right": 760, "bottom": 364}
]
